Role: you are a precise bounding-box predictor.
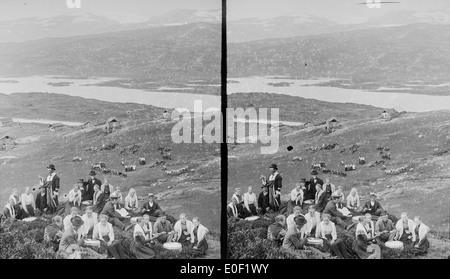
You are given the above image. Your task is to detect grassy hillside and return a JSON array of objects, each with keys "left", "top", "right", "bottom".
[
  {"left": 0, "top": 93, "right": 220, "bottom": 258},
  {"left": 227, "top": 93, "right": 450, "bottom": 252}
]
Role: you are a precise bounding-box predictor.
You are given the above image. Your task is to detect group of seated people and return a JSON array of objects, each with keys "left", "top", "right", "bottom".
[
  {"left": 229, "top": 169, "right": 431, "bottom": 259},
  {"left": 1, "top": 168, "right": 210, "bottom": 259}
]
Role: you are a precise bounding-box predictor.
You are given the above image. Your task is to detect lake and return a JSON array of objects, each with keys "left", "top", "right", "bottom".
[
  {"left": 0, "top": 76, "right": 220, "bottom": 112},
  {"left": 228, "top": 77, "right": 450, "bottom": 112}
]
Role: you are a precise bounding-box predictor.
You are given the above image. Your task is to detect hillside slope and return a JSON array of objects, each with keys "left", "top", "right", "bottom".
[
  {"left": 0, "top": 93, "right": 220, "bottom": 258},
  {"left": 228, "top": 93, "right": 450, "bottom": 234}
]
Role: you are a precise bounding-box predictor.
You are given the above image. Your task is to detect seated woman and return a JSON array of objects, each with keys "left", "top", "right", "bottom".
[
  {"left": 322, "top": 178, "right": 336, "bottom": 203},
  {"left": 130, "top": 217, "right": 155, "bottom": 259},
  {"left": 227, "top": 199, "right": 239, "bottom": 218},
  {"left": 267, "top": 215, "right": 286, "bottom": 246},
  {"left": 314, "top": 184, "right": 327, "bottom": 213},
  {"left": 316, "top": 213, "right": 351, "bottom": 259},
  {"left": 411, "top": 216, "right": 430, "bottom": 255},
  {"left": 287, "top": 182, "right": 304, "bottom": 215},
  {"left": 21, "top": 186, "right": 36, "bottom": 218},
  {"left": 334, "top": 186, "right": 346, "bottom": 209},
  {"left": 257, "top": 185, "right": 270, "bottom": 215},
  {"left": 3, "top": 198, "right": 17, "bottom": 221},
  {"left": 394, "top": 212, "right": 416, "bottom": 245},
  {"left": 304, "top": 205, "right": 321, "bottom": 237},
  {"left": 93, "top": 214, "right": 114, "bottom": 247},
  {"left": 124, "top": 188, "right": 140, "bottom": 215},
  {"left": 352, "top": 216, "right": 381, "bottom": 259},
  {"left": 66, "top": 184, "right": 82, "bottom": 215},
  {"left": 174, "top": 213, "right": 193, "bottom": 248},
  {"left": 81, "top": 206, "right": 98, "bottom": 238},
  {"left": 346, "top": 188, "right": 362, "bottom": 214},
  {"left": 189, "top": 217, "right": 209, "bottom": 256}
]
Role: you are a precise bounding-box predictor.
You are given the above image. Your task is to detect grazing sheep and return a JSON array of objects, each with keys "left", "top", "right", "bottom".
[
  {"left": 139, "top": 158, "right": 146, "bottom": 165},
  {"left": 344, "top": 164, "right": 356, "bottom": 171}
]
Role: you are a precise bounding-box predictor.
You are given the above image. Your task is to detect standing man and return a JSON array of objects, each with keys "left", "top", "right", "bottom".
[
  {"left": 304, "top": 170, "right": 323, "bottom": 201},
  {"left": 232, "top": 188, "right": 245, "bottom": 217},
  {"left": 83, "top": 171, "right": 101, "bottom": 202},
  {"left": 261, "top": 163, "right": 282, "bottom": 212},
  {"left": 39, "top": 164, "right": 60, "bottom": 214}
]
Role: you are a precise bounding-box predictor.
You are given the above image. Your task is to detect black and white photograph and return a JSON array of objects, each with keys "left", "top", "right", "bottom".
[
  {"left": 0, "top": 0, "right": 221, "bottom": 259},
  {"left": 227, "top": 0, "right": 450, "bottom": 259}
]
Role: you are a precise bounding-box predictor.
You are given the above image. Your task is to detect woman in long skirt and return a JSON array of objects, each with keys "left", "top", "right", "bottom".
[
  {"left": 352, "top": 216, "right": 381, "bottom": 259},
  {"left": 189, "top": 217, "right": 209, "bottom": 257},
  {"left": 411, "top": 216, "right": 430, "bottom": 255}
]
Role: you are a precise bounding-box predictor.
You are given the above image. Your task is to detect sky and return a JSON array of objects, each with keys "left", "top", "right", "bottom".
[
  {"left": 0, "top": 0, "right": 222, "bottom": 22},
  {"left": 228, "top": 0, "right": 450, "bottom": 23}
]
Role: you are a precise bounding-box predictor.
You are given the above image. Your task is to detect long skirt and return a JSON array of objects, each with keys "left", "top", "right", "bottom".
[
  {"left": 352, "top": 239, "right": 381, "bottom": 259},
  {"left": 130, "top": 236, "right": 155, "bottom": 259},
  {"left": 178, "top": 231, "right": 191, "bottom": 248},
  {"left": 23, "top": 205, "right": 35, "bottom": 217},
  {"left": 190, "top": 238, "right": 208, "bottom": 256},
  {"left": 412, "top": 237, "right": 430, "bottom": 255}
]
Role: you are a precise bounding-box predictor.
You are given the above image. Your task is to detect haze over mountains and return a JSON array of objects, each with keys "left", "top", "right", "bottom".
[{"left": 0, "top": 9, "right": 221, "bottom": 43}]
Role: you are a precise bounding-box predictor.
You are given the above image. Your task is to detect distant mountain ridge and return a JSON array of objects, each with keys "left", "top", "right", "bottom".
[{"left": 0, "top": 9, "right": 221, "bottom": 43}]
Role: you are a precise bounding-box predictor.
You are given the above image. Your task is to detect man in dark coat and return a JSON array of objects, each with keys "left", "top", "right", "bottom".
[
  {"left": 141, "top": 193, "right": 162, "bottom": 222},
  {"left": 101, "top": 194, "right": 129, "bottom": 230},
  {"left": 83, "top": 171, "right": 101, "bottom": 201},
  {"left": 304, "top": 170, "right": 323, "bottom": 201},
  {"left": 92, "top": 184, "right": 107, "bottom": 213},
  {"left": 362, "top": 193, "right": 383, "bottom": 217},
  {"left": 35, "top": 187, "right": 48, "bottom": 214},
  {"left": 261, "top": 163, "right": 282, "bottom": 212},
  {"left": 39, "top": 164, "right": 60, "bottom": 214},
  {"left": 323, "top": 194, "right": 352, "bottom": 229},
  {"left": 257, "top": 185, "right": 270, "bottom": 215}
]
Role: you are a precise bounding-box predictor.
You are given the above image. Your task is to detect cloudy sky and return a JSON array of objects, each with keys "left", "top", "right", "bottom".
[
  {"left": 0, "top": 0, "right": 221, "bottom": 22},
  {"left": 228, "top": 0, "right": 450, "bottom": 23}
]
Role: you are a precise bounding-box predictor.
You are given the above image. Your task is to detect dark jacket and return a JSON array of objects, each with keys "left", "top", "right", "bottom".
[
  {"left": 227, "top": 204, "right": 239, "bottom": 218},
  {"left": 315, "top": 192, "right": 328, "bottom": 213},
  {"left": 363, "top": 200, "right": 383, "bottom": 214},
  {"left": 93, "top": 191, "right": 107, "bottom": 213},
  {"left": 304, "top": 177, "right": 323, "bottom": 200},
  {"left": 83, "top": 178, "right": 102, "bottom": 201},
  {"left": 257, "top": 191, "right": 270, "bottom": 213},
  {"left": 35, "top": 193, "right": 47, "bottom": 211},
  {"left": 101, "top": 201, "right": 125, "bottom": 220},
  {"left": 323, "top": 200, "right": 345, "bottom": 218},
  {"left": 141, "top": 201, "right": 162, "bottom": 216}
]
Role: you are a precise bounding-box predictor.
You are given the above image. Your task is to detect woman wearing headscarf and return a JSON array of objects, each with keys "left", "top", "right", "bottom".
[
  {"left": 267, "top": 215, "right": 287, "bottom": 246},
  {"left": 346, "top": 188, "right": 361, "bottom": 214},
  {"left": 287, "top": 181, "right": 304, "bottom": 215},
  {"left": 322, "top": 178, "right": 336, "bottom": 202},
  {"left": 124, "top": 188, "right": 139, "bottom": 214},
  {"left": 394, "top": 212, "right": 416, "bottom": 245},
  {"left": 411, "top": 216, "right": 430, "bottom": 255},
  {"left": 130, "top": 217, "right": 156, "bottom": 259},
  {"left": 261, "top": 163, "right": 282, "bottom": 212},
  {"left": 352, "top": 216, "right": 381, "bottom": 259},
  {"left": 174, "top": 213, "right": 194, "bottom": 247},
  {"left": 189, "top": 217, "right": 209, "bottom": 256}
]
